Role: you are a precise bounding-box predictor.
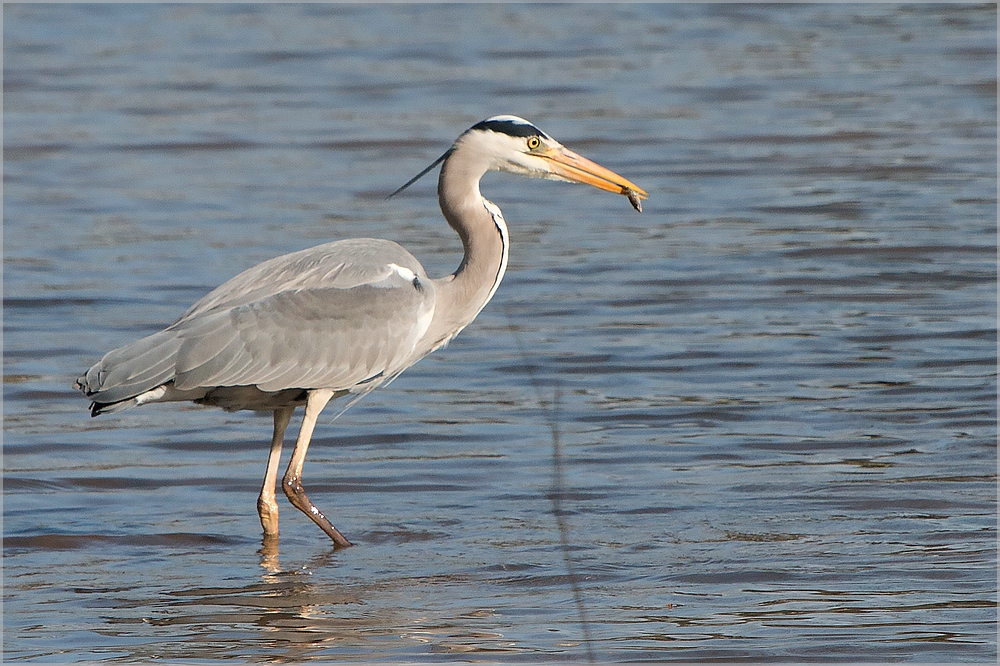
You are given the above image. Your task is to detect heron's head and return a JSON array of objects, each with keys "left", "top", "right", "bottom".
[
  {"left": 455, "top": 115, "right": 648, "bottom": 205},
  {"left": 390, "top": 115, "right": 647, "bottom": 209}
]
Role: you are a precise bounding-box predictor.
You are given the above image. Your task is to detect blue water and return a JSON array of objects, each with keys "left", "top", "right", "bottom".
[{"left": 4, "top": 3, "right": 996, "bottom": 662}]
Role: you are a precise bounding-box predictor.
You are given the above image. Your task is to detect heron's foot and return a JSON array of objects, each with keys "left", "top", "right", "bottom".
[{"left": 282, "top": 476, "right": 352, "bottom": 548}]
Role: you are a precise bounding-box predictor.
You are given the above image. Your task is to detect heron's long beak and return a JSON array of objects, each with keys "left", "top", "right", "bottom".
[{"left": 539, "top": 146, "right": 648, "bottom": 201}]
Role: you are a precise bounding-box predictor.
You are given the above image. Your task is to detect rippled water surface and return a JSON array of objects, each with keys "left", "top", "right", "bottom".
[{"left": 4, "top": 4, "right": 996, "bottom": 662}]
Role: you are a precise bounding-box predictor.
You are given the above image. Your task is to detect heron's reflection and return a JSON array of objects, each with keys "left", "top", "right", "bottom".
[{"left": 259, "top": 535, "right": 281, "bottom": 574}]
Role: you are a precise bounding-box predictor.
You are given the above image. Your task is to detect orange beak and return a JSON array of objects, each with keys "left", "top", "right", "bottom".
[{"left": 538, "top": 146, "right": 648, "bottom": 203}]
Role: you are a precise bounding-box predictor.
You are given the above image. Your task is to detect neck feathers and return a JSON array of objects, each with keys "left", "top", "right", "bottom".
[{"left": 421, "top": 155, "right": 510, "bottom": 352}]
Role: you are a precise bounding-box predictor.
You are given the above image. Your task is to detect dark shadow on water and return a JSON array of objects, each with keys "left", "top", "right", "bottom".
[{"left": 506, "top": 309, "right": 597, "bottom": 664}]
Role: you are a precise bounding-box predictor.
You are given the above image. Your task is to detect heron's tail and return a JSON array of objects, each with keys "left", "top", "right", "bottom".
[
  {"left": 81, "top": 393, "right": 139, "bottom": 417},
  {"left": 76, "top": 329, "right": 184, "bottom": 417}
]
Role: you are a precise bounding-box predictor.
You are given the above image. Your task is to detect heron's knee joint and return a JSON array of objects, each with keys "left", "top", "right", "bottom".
[{"left": 282, "top": 476, "right": 304, "bottom": 499}]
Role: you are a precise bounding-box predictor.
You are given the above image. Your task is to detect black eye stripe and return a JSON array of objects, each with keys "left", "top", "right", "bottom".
[{"left": 469, "top": 118, "right": 550, "bottom": 140}]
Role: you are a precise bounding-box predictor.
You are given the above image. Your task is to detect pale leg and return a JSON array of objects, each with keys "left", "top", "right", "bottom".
[
  {"left": 282, "top": 388, "right": 352, "bottom": 548},
  {"left": 258, "top": 406, "right": 294, "bottom": 539}
]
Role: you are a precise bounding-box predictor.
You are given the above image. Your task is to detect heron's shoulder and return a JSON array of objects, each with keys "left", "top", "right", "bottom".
[
  {"left": 281, "top": 238, "right": 427, "bottom": 287},
  {"left": 178, "top": 238, "right": 428, "bottom": 320},
  {"left": 301, "top": 238, "right": 424, "bottom": 270}
]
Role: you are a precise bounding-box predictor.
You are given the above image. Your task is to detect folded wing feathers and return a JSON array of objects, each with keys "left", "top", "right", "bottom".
[
  {"left": 77, "top": 330, "right": 183, "bottom": 404},
  {"left": 79, "top": 243, "right": 435, "bottom": 408}
]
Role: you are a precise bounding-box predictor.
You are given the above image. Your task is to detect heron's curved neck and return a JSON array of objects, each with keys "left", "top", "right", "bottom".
[{"left": 425, "top": 153, "right": 509, "bottom": 349}]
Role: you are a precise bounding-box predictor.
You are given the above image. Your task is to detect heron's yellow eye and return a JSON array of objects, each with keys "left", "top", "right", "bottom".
[{"left": 526, "top": 136, "right": 541, "bottom": 150}]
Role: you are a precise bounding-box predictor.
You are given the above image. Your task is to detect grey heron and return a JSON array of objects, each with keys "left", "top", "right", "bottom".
[{"left": 76, "top": 115, "right": 647, "bottom": 548}]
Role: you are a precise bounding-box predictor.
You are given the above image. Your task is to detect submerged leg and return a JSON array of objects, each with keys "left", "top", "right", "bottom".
[
  {"left": 282, "top": 388, "right": 352, "bottom": 548},
  {"left": 258, "top": 406, "right": 295, "bottom": 539}
]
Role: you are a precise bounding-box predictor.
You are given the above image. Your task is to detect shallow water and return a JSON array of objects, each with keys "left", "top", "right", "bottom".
[{"left": 4, "top": 3, "right": 996, "bottom": 662}]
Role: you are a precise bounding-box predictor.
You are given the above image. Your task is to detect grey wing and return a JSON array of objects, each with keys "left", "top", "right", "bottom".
[
  {"left": 77, "top": 328, "right": 185, "bottom": 404},
  {"left": 179, "top": 238, "right": 425, "bottom": 319},
  {"left": 173, "top": 277, "right": 434, "bottom": 392},
  {"left": 78, "top": 238, "right": 435, "bottom": 405}
]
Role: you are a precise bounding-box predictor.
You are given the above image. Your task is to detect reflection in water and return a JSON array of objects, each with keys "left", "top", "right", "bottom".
[
  {"left": 131, "top": 569, "right": 522, "bottom": 662},
  {"left": 127, "top": 577, "right": 372, "bottom": 662},
  {"left": 259, "top": 536, "right": 281, "bottom": 575}
]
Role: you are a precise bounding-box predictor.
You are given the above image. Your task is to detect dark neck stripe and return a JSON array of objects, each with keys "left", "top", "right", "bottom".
[{"left": 480, "top": 200, "right": 510, "bottom": 308}]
